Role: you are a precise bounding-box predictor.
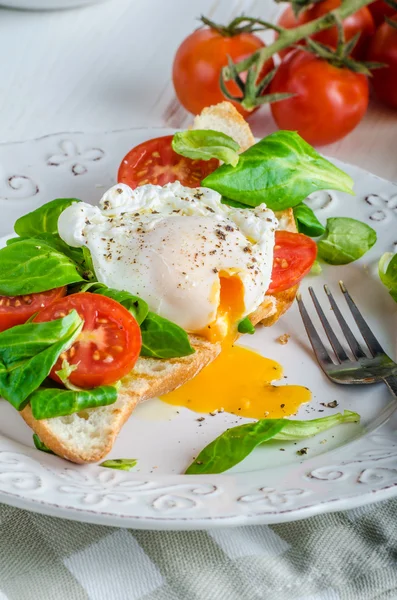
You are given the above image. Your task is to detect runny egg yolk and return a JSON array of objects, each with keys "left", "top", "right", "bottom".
[
  {"left": 161, "top": 345, "right": 311, "bottom": 419},
  {"left": 197, "top": 273, "right": 245, "bottom": 344},
  {"left": 162, "top": 273, "right": 311, "bottom": 419}
]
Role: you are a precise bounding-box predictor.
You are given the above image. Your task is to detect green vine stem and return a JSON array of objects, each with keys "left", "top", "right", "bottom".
[
  {"left": 221, "top": 0, "right": 377, "bottom": 109},
  {"left": 200, "top": 15, "right": 283, "bottom": 36}
]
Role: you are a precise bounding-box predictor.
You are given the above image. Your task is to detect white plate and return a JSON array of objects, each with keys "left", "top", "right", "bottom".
[{"left": 0, "top": 128, "right": 396, "bottom": 530}]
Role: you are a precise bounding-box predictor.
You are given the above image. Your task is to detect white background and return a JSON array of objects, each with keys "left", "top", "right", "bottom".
[{"left": 0, "top": 0, "right": 396, "bottom": 180}]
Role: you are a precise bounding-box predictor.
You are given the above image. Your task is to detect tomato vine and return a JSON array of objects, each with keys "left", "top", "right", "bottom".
[{"left": 218, "top": 0, "right": 383, "bottom": 109}]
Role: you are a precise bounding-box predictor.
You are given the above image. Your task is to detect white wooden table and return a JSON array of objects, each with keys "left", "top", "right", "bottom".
[{"left": 0, "top": 0, "right": 396, "bottom": 181}]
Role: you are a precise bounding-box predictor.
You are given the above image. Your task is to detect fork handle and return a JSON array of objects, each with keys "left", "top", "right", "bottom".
[{"left": 383, "top": 376, "right": 397, "bottom": 398}]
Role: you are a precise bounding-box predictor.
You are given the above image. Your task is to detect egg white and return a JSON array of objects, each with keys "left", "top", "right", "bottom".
[{"left": 58, "top": 182, "right": 277, "bottom": 333}]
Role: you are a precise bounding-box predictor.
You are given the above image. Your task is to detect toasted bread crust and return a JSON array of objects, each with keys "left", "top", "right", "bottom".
[
  {"left": 21, "top": 403, "right": 129, "bottom": 464},
  {"left": 21, "top": 335, "right": 221, "bottom": 464},
  {"left": 260, "top": 285, "right": 299, "bottom": 327},
  {"left": 192, "top": 101, "right": 256, "bottom": 152}
]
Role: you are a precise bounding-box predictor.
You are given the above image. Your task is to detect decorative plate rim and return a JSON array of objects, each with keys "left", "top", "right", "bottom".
[
  {"left": 0, "top": 127, "right": 396, "bottom": 530},
  {"left": 0, "top": 126, "right": 173, "bottom": 148}
]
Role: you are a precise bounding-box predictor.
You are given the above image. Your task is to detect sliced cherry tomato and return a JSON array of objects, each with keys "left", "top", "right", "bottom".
[
  {"left": 268, "top": 231, "right": 317, "bottom": 295},
  {"left": 0, "top": 287, "right": 66, "bottom": 333},
  {"left": 367, "top": 16, "right": 397, "bottom": 109},
  {"left": 34, "top": 293, "right": 142, "bottom": 389},
  {"left": 118, "top": 135, "right": 219, "bottom": 189},
  {"left": 368, "top": 0, "right": 396, "bottom": 26},
  {"left": 277, "top": 0, "right": 374, "bottom": 59},
  {"left": 172, "top": 27, "right": 274, "bottom": 118},
  {"left": 269, "top": 49, "right": 369, "bottom": 146}
]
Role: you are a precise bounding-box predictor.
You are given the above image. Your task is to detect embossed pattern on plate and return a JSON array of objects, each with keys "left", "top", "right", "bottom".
[{"left": 0, "top": 128, "right": 396, "bottom": 530}]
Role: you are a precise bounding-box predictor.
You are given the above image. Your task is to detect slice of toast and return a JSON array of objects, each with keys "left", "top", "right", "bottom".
[
  {"left": 21, "top": 103, "right": 299, "bottom": 464},
  {"left": 192, "top": 101, "right": 256, "bottom": 152},
  {"left": 21, "top": 336, "right": 221, "bottom": 463}
]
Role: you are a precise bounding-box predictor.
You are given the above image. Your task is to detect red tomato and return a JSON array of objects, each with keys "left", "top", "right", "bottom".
[
  {"left": 277, "top": 0, "right": 374, "bottom": 59},
  {"left": 0, "top": 287, "right": 66, "bottom": 333},
  {"left": 268, "top": 231, "right": 317, "bottom": 294},
  {"left": 269, "top": 50, "right": 369, "bottom": 146},
  {"left": 34, "top": 294, "right": 142, "bottom": 389},
  {"left": 118, "top": 135, "right": 219, "bottom": 189},
  {"left": 172, "top": 28, "right": 274, "bottom": 118},
  {"left": 367, "top": 16, "right": 397, "bottom": 109},
  {"left": 368, "top": 0, "right": 396, "bottom": 26}
]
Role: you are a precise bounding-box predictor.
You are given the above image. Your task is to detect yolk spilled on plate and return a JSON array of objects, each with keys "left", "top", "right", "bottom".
[
  {"left": 162, "top": 272, "right": 311, "bottom": 418},
  {"left": 161, "top": 344, "right": 311, "bottom": 420}
]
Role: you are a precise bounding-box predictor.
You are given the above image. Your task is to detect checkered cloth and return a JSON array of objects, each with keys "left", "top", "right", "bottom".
[{"left": 1, "top": 500, "right": 397, "bottom": 599}]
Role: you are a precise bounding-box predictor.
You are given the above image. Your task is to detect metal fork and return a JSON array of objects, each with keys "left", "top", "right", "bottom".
[{"left": 297, "top": 282, "right": 397, "bottom": 398}]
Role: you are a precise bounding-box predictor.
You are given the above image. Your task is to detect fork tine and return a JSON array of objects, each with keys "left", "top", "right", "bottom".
[
  {"left": 324, "top": 284, "right": 367, "bottom": 360},
  {"left": 308, "top": 287, "right": 350, "bottom": 363},
  {"left": 296, "top": 292, "right": 336, "bottom": 369},
  {"left": 339, "top": 281, "right": 385, "bottom": 357}
]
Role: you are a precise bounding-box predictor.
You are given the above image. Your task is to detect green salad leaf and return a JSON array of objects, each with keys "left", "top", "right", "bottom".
[
  {"left": 82, "top": 246, "right": 96, "bottom": 280},
  {"left": 55, "top": 358, "right": 79, "bottom": 390},
  {"left": 29, "top": 385, "right": 117, "bottom": 420},
  {"left": 73, "top": 284, "right": 193, "bottom": 358},
  {"left": 0, "top": 239, "right": 85, "bottom": 295},
  {"left": 272, "top": 411, "right": 359, "bottom": 440},
  {"left": 7, "top": 231, "right": 96, "bottom": 282},
  {"left": 202, "top": 131, "right": 354, "bottom": 211},
  {"left": 237, "top": 317, "right": 255, "bottom": 335},
  {"left": 91, "top": 284, "right": 149, "bottom": 325},
  {"left": 221, "top": 197, "right": 250, "bottom": 209},
  {"left": 7, "top": 232, "right": 87, "bottom": 271},
  {"left": 317, "top": 218, "right": 377, "bottom": 265},
  {"left": 186, "top": 411, "right": 360, "bottom": 474},
  {"left": 14, "top": 198, "right": 80, "bottom": 237},
  {"left": 293, "top": 203, "right": 326, "bottom": 237},
  {"left": 100, "top": 459, "right": 138, "bottom": 471},
  {"left": 0, "top": 311, "right": 83, "bottom": 410},
  {"left": 379, "top": 253, "right": 397, "bottom": 302},
  {"left": 140, "top": 312, "right": 195, "bottom": 359},
  {"left": 172, "top": 130, "right": 240, "bottom": 167},
  {"left": 310, "top": 260, "right": 323, "bottom": 276},
  {"left": 33, "top": 434, "right": 55, "bottom": 454}
]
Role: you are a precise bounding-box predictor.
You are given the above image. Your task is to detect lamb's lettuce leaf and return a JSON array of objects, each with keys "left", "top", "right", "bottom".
[
  {"left": 29, "top": 385, "right": 117, "bottom": 420},
  {"left": 186, "top": 411, "right": 360, "bottom": 474},
  {"left": 100, "top": 459, "right": 138, "bottom": 471},
  {"left": 140, "top": 312, "right": 195, "bottom": 359},
  {"left": 0, "top": 240, "right": 85, "bottom": 295},
  {"left": 0, "top": 311, "right": 83, "bottom": 410},
  {"left": 91, "top": 283, "right": 149, "bottom": 325},
  {"left": 317, "top": 218, "right": 377, "bottom": 265},
  {"left": 33, "top": 434, "right": 55, "bottom": 454},
  {"left": 379, "top": 253, "right": 397, "bottom": 302},
  {"left": 172, "top": 130, "right": 240, "bottom": 166},
  {"left": 201, "top": 131, "right": 354, "bottom": 210},
  {"left": 293, "top": 203, "right": 326, "bottom": 237},
  {"left": 14, "top": 198, "right": 80, "bottom": 237}
]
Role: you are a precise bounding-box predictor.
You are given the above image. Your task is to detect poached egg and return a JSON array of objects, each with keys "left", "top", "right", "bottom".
[
  {"left": 58, "top": 180, "right": 311, "bottom": 420},
  {"left": 59, "top": 182, "right": 277, "bottom": 342}
]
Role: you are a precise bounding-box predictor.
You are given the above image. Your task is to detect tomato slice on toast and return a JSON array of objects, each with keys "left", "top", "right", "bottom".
[
  {"left": 118, "top": 135, "right": 218, "bottom": 189},
  {"left": 34, "top": 293, "right": 142, "bottom": 388},
  {"left": 0, "top": 287, "right": 67, "bottom": 332},
  {"left": 269, "top": 231, "right": 317, "bottom": 294}
]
